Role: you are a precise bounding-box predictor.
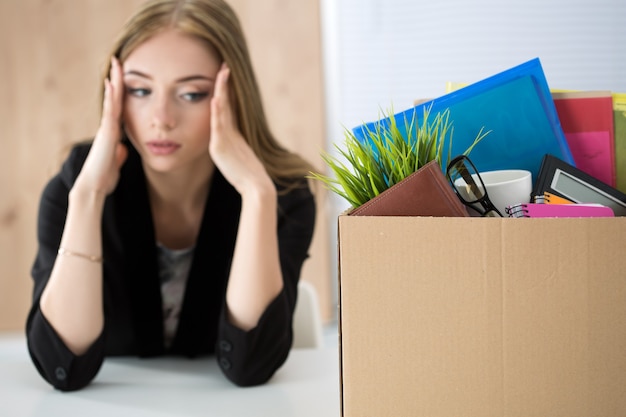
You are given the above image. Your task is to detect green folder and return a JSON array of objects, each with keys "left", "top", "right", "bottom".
[{"left": 614, "top": 93, "right": 626, "bottom": 194}]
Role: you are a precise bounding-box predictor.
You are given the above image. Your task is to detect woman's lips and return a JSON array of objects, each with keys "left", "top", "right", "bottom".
[{"left": 146, "top": 140, "right": 181, "bottom": 155}]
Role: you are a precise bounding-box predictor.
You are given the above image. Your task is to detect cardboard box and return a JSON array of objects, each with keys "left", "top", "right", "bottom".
[{"left": 338, "top": 216, "right": 626, "bottom": 417}]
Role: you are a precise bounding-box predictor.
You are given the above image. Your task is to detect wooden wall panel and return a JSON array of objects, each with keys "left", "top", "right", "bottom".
[{"left": 0, "top": 0, "right": 331, "bottom": 331}]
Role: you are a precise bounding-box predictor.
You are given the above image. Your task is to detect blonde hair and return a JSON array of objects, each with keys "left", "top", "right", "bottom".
[{"left": 102, "top": 0, "right": 313, "bottom": 187}]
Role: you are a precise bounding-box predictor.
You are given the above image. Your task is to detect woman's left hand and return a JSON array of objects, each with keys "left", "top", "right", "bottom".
[
  {"left": 209, "top": 64, "right": 282, "bottom": 331},
  {"left": 209, "top": 63, "right": 274, "bottom": 196}
]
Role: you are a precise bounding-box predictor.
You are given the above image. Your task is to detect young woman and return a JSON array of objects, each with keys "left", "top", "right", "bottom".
[{"left": 26, "top": 0, "right": 316, "bottom": 391}]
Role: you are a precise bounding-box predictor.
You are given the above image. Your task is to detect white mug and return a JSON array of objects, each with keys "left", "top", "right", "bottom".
[
  {"left": 455, "top": 169, "right": 532, "bottom": 216},
  {"left": 478, "top": 169, "right": 533, "bottom": 215}
]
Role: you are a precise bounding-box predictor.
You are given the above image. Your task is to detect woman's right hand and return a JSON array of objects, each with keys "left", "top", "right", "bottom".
[{"left": 73, "top": 57, "right": 128, "bottom": 197}]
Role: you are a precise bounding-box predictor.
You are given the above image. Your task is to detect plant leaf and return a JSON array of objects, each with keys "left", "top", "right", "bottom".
[{"left": 309, "top": 104, "right": 490, "bottom": 207}]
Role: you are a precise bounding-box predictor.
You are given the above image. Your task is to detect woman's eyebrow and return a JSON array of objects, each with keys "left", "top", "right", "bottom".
[
  {"left": 123, "top": 70, "right": 214, "bottom": 83},
  {"left": 177, "top": 75, "right": 215, "bottom": 83}
]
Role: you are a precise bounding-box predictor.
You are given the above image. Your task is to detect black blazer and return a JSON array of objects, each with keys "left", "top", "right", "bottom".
[{"left": 26, "top": 142, "right": 316, "bottom": 391}]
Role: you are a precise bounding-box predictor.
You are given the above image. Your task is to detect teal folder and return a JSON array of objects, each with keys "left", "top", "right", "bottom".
[{"left": 353, "top": 58, "right": 574, "bottom": 181}]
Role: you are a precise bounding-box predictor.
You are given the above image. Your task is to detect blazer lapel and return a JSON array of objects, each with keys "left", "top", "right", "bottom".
[{"left": 115, "top": 147, "right": 164, "bottom": 356}]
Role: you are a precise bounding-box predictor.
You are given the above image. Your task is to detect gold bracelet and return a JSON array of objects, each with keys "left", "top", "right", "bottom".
[{"left": 57, "top": 247, "right": 103, "bottom": 263}]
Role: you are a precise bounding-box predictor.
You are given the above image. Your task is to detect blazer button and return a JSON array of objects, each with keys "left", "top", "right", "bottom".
[
  {"left": 55, "top": 367, "right": 67, "bottom": 381},
  {"left": 219, "top": 340, "right": 233, "bottom": 352},
  {"left": 219, "top": 357, "right": 232, "bottom": 370}
]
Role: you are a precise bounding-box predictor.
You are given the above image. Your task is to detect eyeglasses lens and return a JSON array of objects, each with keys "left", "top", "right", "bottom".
[{"left": 449, "top": 160, "right": 486, "bottom": 204}]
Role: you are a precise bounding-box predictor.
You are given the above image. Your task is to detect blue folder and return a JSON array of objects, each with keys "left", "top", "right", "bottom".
[{"left": 352, "top": 58, "right": 574, "bottom": 181}]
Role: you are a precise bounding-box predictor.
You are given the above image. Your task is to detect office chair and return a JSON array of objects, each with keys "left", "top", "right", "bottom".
[{"left": 292, "top": 280, "right": 324, "bottom": 348}]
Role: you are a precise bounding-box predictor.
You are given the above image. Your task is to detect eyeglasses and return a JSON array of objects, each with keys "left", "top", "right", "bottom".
[{"left": 446, "top": 155, "right": 503, "bottom": 217}]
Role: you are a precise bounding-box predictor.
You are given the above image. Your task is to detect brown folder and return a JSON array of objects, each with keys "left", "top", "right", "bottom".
[{"left": 349, "top": 160, "right": 469, "bottom": 217}]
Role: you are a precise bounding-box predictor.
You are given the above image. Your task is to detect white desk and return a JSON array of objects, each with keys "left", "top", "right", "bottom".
[{"left": 0, "top": 333, "right": 340, "bottom": 416}]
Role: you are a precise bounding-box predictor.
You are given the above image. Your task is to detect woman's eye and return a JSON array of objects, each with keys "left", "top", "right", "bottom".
[
  {"left": 181, "top": 92, "right": 209, "bottom": 102},
  {"left": 127, "top": 88, "right": 150, "bottom": 97}
]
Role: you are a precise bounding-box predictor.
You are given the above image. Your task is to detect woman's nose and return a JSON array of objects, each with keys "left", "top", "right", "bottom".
[{"left": 151, "top": 96, "right": 177, "bottom": 131}]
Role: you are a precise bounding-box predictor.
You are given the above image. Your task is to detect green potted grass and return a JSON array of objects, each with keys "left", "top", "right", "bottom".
[{"left": 310, "top": 106, "right": 488, "bottom": 209}]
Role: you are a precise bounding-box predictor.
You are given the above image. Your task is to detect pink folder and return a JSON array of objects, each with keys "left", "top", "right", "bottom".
[
  {"left": 506, "top": 203, "right": 614, "bottom": 218},
  {"left": 552, "top": 91, "right": 616, "bottom": 187}
]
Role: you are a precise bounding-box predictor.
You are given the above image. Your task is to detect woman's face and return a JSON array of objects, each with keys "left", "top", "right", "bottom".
[{"left": 122, "top": 29, "right": 221, "bottom": 174}]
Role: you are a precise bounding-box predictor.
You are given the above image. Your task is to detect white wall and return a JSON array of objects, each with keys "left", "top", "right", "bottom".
[
  {"left": 319, "top": 0, "right": 626, "bottom": 312},
  {"left": 324, "top": 0, "right": 626, "bottom": 145}
]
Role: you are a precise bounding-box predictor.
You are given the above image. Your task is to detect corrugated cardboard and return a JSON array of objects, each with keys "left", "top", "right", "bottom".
[{"left": 338, "top": 216, "right": 626, "bottom": 417}]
